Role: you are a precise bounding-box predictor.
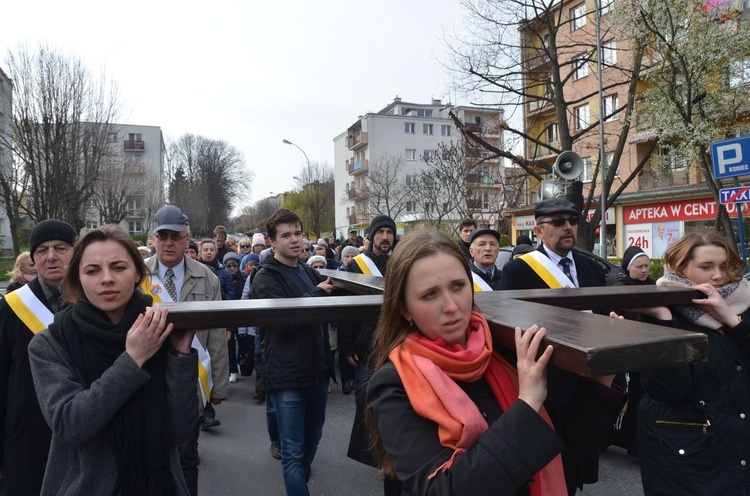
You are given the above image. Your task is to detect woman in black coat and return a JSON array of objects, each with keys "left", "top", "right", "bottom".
[{"left": 637, "top": 229, "right": 750, "bottom": 496}]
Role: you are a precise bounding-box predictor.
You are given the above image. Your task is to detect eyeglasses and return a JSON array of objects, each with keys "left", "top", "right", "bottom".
[
  {"left": 239, "top": 245, "right": 251, "bottom": 249},
  {"left": 154, "top": 231, "right": 188, "bottom": 242},
  {"left": 537, "top": 217, "right": 580, "bottom": 228},
  {"left": 302, "top": 248, "right": 310, "bottom": 252},
  {"left": 225, "top": 263, "right": 238, "bottom": 268}
]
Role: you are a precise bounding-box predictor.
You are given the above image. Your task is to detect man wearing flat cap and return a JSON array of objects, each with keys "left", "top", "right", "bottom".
[
  {"left": 142, "top": 205, "right": 228, "bottom": 496},
  {"left": 469, "top": 227, "right": 503, "bottom": 291},
  {"left": 498, "top": 197, "right": 614, "bottom": 496},
  {"left": 0, "top": 219, "right": 77, "bottom": 495},
  {"left": 499, "top": 197, "right": 605, "bottom": 290}
]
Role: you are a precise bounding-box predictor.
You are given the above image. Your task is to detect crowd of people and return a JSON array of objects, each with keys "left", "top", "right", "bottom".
[{"left": 1, "top": 198, "right": 750, "bottom": 495}]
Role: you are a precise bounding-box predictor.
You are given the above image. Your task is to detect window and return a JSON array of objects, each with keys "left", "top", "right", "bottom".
[
  {"left": 128, "top": 221, "right": 143, "bottom": 235},
  {"left": 571, "top": 3, "right": 586, "bottom": 30},
  {"left": 581, "top": 157, "right": 593, "bottom": 182},
  {"left": 406, "top": 201, "right": 415, "bottom": 212},
  {"left": 600, "top": 0, "right": 614, "bottom": 14},
  {"left": 346, "top": 207, "right": 350, "bottom": 217},
  {"left": 406, "top": 149, "right": 417, "bottom": 161},
  {"left": 128, "top": 133, "right": 142, "bottom": 142},
  {"left": 603, "top": 95, "right": 619, "bottom": 122},
  {"left": 423, "top": 150, "right": 434, "bottom": 160},
  {"left": 573, "top": 54, "right": 589, "bottom": 79},
  {"left": 730, "top": 58, "right": 750, "bottom": 88},
  {"left": 127, "top": 197, "right": 142, "bottom": 216},
  {"left": 441, "top": 125, "right": 451, "bottom": 136},
  {"left": 546, "top": 123, "right": 559, "bottom": 144},
  {"left": 661, "top": 145, "right": 687, "bottom": 172},
  {"left": 606, "top": 152, "right": 620, "bottom": 177},
  {"left": 405, "top": 122, "right": 415, "bottom": 134},
  {"left": 423, "top": 123, "right": 433, "bottom": 135},
  {"left": 86, "top": 220, "right": 99, "bottom": 230},
  {"left": 602, "top": 40, "right": 617, "bottom": 66},
  {"left": 107, "top": 132, "right": 118, "bottom": 142},
  {"left": 575, "top": 104, "right": 590, "bottom": 130},
  {"left": 417, "top": 109, "right": 433, "bottom": 118},
  {"left": 406, "top": 174, "right": 416, "bottom": 185}
]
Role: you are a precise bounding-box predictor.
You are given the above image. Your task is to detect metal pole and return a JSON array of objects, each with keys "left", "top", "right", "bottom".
[
  {"left": 595, "top": 0, "right": 608, "bottom": 257},
  {"left": 283, "top": 139, "right": 313, "bottom": 236}
]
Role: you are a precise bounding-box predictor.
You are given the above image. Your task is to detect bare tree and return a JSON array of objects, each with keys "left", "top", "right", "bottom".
[
  {"left": 168, "top": 133, "right": 248, "bottom": 236},
  {"left": 448, "top": 0, "right": 653, "bottom": 248},
  {"left": 6, "top": 43, "right": 121, "bottom": 230},
  {"left": 91, "top": 158, "right": 145, "bottom": 225},
  {"left": 234, "top": 198, "right": 278, "bottom": 233},
  {"left": 289, "top": 161, "right": 334, "bottom": 238},
  {"left": 364, "top": 155, "right": 411, "bottom": 220}
]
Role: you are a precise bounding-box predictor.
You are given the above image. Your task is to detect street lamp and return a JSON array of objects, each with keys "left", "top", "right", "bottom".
[{"left": 283, "top": 139, "right": 314, "bottom": 236}]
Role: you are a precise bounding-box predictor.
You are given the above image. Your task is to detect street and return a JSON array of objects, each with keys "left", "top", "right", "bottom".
[{"left": 198, "top": 374, "right": 645, "bottom": 495}]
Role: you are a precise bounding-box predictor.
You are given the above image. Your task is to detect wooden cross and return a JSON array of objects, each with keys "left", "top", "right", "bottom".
[{"left": 163, "top": 269, "right": 707, "bottom": 377}]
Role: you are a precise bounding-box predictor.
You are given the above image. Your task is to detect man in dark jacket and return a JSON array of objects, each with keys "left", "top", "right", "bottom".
[
  {"left": 468, "top": 227, "right": 503, "bottom": 291},
  {"left": 339, "top": 214, "right": 396, "bottom": 471},
  {"left": 498, "top": 197, "right": 611, "bottom": 495},
  {"left": 456, "top": 217, "right": 476, "bottom": 262},
  {"left": 251, "top": 209, "right": 334, "bottom": 496},
  {"left": 0, "top": 219, "right": 77, "bottom": 496}
]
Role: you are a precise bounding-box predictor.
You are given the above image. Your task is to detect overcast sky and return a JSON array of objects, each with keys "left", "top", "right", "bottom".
[{"left": 1, "top": 0, "right": 476, "bottom": 213}]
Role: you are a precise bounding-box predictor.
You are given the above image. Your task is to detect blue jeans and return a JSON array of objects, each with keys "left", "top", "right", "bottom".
[{"left": 269, "top": 382, "right": 328, "bottom": 496}]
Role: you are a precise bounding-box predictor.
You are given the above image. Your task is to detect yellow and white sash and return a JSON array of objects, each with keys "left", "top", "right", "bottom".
[
  {"left": 519, "top": 251, "right": 575, "bottom": 289},
  {"left": 353, "top": 253, "right": 383, "bottom": 277},
  {"left": 471, "top": 272, "right": 493, "bottom": 292},
  {"left": 4, "top": 284, "right": 54, "bottom": 334},
  {"left": 141, "top": 275, "right": 213, "bottom": 404}
]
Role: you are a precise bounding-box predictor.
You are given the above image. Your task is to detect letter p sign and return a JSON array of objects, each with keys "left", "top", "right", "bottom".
[{"left": 711, "top": 137, "right": 750, "bottom": 179}]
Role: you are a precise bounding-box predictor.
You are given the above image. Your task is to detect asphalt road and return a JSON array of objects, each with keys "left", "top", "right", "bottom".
[{"left": 198, "top": 373, "right": 645, "bottom": 495}]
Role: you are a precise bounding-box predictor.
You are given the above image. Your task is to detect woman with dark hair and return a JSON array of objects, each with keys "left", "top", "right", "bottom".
[
  {"left": 638, "top": 229, "right": 750, "bottom": 495},
  {"left": 28, "top": 225, "right": 196, "bottom": 495},
  {"left": 367, "top": 229, "right": 624, "bottom": 496}
]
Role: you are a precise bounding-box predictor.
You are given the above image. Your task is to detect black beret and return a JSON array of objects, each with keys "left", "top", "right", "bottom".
[
  {"left": 534, "top": 198, "right": 580, "bottom": 219},
  {"left": 469, "top": 228, "right": 501, "bottom": 245},
  {"left": 30, "top": 219, "right": 77, "bottom": 257}
]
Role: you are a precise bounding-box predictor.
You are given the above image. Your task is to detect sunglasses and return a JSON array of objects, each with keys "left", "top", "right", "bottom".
[
  {"left": 154, "top": 231, "right": 188, "bottom": 241},
  {"left": 302, "top": 248, "right": 310, "bottom": 252},
  {"left": 239, "top": 245, "right": 251, "bottom": 249},
  {"left": 226, "top": 263, "right": 238, "bottom": 268},
  {"left": 537, "top": 217, "right": 580, "bottom": 227}
]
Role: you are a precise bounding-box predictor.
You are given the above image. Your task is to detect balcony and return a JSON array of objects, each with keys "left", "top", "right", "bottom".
[
  {"left": 347, "top": 185, "right": 370, "bottom": 200},
  {"left": 126, "top": 208, "right": 144, "bottom": 218},
  {"left": 349, "top": 212, "right": 369, "bottom": 225},
  {"left": 124, "top": 140, "right": 145, "bottom": 151},
  {"left": 347, "top": 158, "right": 369, "bottom": 175},
  {"left": 639, "top": 169, "right": 691, "bottom": 190},
  {"left": 347, "top": 132, "right": 368, "bottom": 151}
]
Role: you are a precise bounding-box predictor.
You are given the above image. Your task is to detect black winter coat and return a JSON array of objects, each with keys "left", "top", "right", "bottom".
[
  {"left": 369, "top": 358, "right": 625, "bottom": 496},
  {"left": 251, "top": 257, "right": 333, "bottom": 390},
  {"left": 0, "top": 278, "right": 54, "bottom": 495},
  {"left": 639, "top": 309, "right": 750, "bottom": 496}
]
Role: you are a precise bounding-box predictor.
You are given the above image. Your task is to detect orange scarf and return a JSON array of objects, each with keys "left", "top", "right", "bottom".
[{"left": 389, "top": 311, "right": 566, "bottom": 496}]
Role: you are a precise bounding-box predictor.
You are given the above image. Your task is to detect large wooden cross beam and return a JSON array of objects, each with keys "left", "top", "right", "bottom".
[{"left": 163, "top": 269, "right": 707, "bottom": 377}]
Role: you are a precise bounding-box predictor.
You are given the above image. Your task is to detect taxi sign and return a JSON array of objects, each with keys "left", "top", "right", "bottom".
[{"left": 719, "top": 186, "right": 750, "bottom": 204}]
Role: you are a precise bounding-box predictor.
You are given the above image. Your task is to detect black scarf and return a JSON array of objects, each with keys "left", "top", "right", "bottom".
[{"left": 48, "top": 292, "right": 175, "bottom": 496}]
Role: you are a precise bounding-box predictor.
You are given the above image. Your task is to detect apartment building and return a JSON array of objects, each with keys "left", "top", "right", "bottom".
[
  {"left": 84, "top": 123, "right": 166, "bottom": 236},
  {"left": 333, "top": 97, "right": 504, "bottom": 236},
  {"left": 0, "top": 68, "right": 14, "bottom": 254},
  {"left": 515, "top": 0, "right": 750, "bottom": 257}
]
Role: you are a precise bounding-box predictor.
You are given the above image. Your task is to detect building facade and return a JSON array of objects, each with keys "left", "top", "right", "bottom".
[
  {"left": 84, "top": 123, "right": 166, "bottom": 236},
  {"left": 514, "top": 0, "right": 750, "bottom": 258},
  {"left": 333, "top": 97, "right": 505, "bottom": 236},
  {"left": 0, "top": 68, "right": 14, "bottom": 254}
]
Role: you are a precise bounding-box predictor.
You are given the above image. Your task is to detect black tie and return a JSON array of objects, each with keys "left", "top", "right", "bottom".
[{"left": 559, "top": 258, "right": 573, "bottom": 283}]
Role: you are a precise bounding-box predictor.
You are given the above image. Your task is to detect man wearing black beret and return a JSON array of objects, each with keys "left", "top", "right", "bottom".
[{"left": 498, "top": 197, "right": 614, "bottom": 496}]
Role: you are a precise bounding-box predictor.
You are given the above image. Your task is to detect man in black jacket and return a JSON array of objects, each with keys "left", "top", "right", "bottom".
[
  {"left": 498, "top": 197, "right": 610, "bottom": 495},
  {"left": 0, "top": 219, "right": 77, "bottom": 496},
  {"left": 456, "top": 217, "right": 476, "bottom": 262},
  {"left": 468, "top": 227, "right": 503, "bottom": 291},
  {"left": 251, "top": 209, "right": 334, "bottom": 496}
]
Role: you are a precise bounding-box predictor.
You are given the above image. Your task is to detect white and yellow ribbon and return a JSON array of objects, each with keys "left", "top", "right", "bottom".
[
  {"left": 353, "top": 253, "right": 383, "bottom": 277},
  {"left": 4, "top": 284, "right": 55, "bottom": 334}
]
